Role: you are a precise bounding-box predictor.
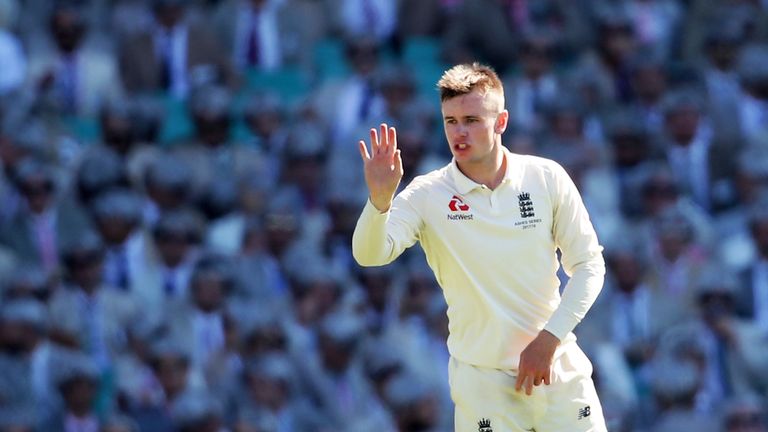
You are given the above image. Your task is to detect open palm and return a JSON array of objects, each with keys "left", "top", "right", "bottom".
[{"left": 358, "top": 123, "right": 404, "bottom": 212}]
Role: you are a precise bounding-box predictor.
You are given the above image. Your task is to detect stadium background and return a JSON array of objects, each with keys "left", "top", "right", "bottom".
[{"left": 0, "top": 0, "right": 767, "bottom": 430}]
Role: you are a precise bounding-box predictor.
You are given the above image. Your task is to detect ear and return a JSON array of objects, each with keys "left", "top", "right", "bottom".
[{"left": 495, "top": 110, "right": 509, "bottom": 135}]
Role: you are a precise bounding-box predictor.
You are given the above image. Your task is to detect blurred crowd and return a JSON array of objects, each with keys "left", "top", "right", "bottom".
[{"left": 0, "top": 0, "right": 768, "bottom": 431}]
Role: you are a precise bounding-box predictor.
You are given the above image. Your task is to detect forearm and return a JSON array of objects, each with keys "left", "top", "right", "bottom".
[
  {"left": 352, "top": 199, "right": 398, "bottom": 266},
  {"left": 544, "top": 251, "right": 605, "bottom": 340}
]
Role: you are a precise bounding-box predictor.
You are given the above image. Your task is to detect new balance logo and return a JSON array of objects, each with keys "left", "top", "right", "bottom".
[
  {"left": 448, "top": 195, "right": 470, "bottom": 212},
  {"left": 578, "top": 406, "right": 591, "bottom": 420},
  {"left": 518, "top": 192, "right": 535, "bottom": 218},
  {"left": 477, "top": 418, "right": 493, "bottom": 432}
]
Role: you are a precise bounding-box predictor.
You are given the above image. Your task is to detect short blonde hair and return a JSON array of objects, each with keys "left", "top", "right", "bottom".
[{"left": 437, "top": 63, "right": 505, "bottom": 110}]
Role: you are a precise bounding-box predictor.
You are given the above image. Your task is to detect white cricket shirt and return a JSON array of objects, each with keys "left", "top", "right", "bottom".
[{"left": 353, "top": 149, "right": 605, "bottom": 370}]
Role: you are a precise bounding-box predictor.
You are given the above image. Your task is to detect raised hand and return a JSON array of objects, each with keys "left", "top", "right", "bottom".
[{"left": 358, "top": 123, "right": 404, "bottom": 212}]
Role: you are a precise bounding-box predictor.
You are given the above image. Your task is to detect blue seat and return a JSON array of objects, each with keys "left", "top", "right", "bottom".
[{"left": 245, "top": 66, "right": 311, "bottom": 104}]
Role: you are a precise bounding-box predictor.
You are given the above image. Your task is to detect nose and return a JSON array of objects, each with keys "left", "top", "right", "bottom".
[{"left": 456, "top": 123, "right": 469, "bottom": 137}]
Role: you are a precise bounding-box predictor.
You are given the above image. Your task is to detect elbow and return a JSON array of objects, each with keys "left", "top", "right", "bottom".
[{"left": 352, "top": 245, "right": 386, "bottom": 267}]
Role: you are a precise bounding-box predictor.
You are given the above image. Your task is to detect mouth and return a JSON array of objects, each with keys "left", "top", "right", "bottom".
[{"left": 453, "top": 143, "right": 470, "bottom": 152}]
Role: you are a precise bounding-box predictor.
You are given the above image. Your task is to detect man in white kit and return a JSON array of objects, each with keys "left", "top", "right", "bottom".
[{"left": 352, "top": 63, "right": 607, "bottom": 431}]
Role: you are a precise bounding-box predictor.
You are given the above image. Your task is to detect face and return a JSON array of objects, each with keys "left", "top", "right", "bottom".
[
  {"left": 96, "top": 217, "right": 135, "bottom": 245},
  {"left": 154, "top": 355, "right": 189, "bottom": 398},
  {"left": 70, "top": 251, "right": 105, "bottom": 291},
  {"left": 51, "top": 10, "right": 85, "bottom": 53},
  {"left": 21, "top": 177, "right": 54, "bottom": 214},
  {"left": 102, "top": 116, "right": 135, "bottom": 154},
  {"left": 752, "top": 219, "right": 768, "bottom": 258},
  {"left": 521, "top": 42, "right": 552, "bottom": 79},
  {"left": 726, "top": 408, "right": 767, "bottom": 432},
  {"left": 155, "top": 232, "right": 192, "bottom": 267},
  {"left": 247, "top": 374, "right": 287, "bottom": 410},
  {"left": 633, "top": 66, "right": 666, "bottom": 102},
  {"left": 441, "top": 89, "right": 507, "bottom": 168},
  {"left": 609, "top": 252, "right": 643, "bottom": 292},
  {"left": 62, "top": 377, "right": 97, "bottom": 414},
  {"left": 191, "top": 274, "right": 225, "bottom": 312},
  {"left": 666, "top": 108, "right": 700, "bottom": 145},
  {"left": 155, "top": 5, "right": 184, "bottom": 29}
]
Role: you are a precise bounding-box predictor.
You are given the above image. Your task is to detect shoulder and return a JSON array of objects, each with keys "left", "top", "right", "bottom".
[
  {"left": 400, "top": 165, "right": 451, "bottom": 195},
  {"left": 514, "top": 153, "right": 567, "bottom": 178}
]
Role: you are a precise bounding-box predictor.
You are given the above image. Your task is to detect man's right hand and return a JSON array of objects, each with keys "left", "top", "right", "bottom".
[{"left": 358, "top": 123, "right": 403, "bottom": 212}]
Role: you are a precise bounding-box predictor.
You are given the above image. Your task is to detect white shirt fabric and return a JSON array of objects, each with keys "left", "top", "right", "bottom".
[
  {"left": 610, "top": 286, "right": 651, "bottom": 349},
  {"left": 340, "top": 0, "right": 396, "bottom": 43},
  {"left": 353, "top": 149, "right": 605, "bottom": 369},
  {"left": 233, "top": 1, "right": 282, "bottom": 70},
  {"left": 753, "top": 260, "right": 768, "bottom": 332},
  {"left": 65, "top": 413, "right": 99, "bottom": 432},
  {"left": 0, "top": 30, "right": 25, "bottom": 95},
  {"left": 192, "top": 310, "right": 225, "bottom": 368},
  {"left": 666, "top": 122, "right": 712, "bottom": 210},
  {"left": 154, "top": 23, "right": 189, "bottom": 98},
  {"left": 739, "top": 92, "right": 768, "bottom": 144}
]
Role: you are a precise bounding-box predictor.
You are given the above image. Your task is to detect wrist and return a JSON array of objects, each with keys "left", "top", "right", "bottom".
[
  {"left": 369, "top": 196, "right": 392, "bottom": 213},
  {"left": 538, "top": 330, "right": 561, "bottom": 348}
]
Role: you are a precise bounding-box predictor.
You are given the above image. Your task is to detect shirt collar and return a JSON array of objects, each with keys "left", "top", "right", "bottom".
[{"left": 449, "top": 147, "right": 518, "bottom": 195}]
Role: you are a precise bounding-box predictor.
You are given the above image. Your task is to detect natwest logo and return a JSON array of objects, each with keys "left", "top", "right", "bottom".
[
  {"left": 447, "top": 195, "right": 473, "bottom": 221},
  {"left": 448, "top": 195, "right": 470, "bottom": 212}
]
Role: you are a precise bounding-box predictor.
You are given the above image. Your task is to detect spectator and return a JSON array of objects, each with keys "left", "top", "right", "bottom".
[
  {"left": 575, "top": 6, "right": 638, "bottom": 105},
  {"left": 1, "top": 265, "right": 51, "bottom": 302},
  {"left": 141, "top": 153, "right": 194, "bottom": 226},
  {"left": 702, "top": 25, "right": 745, "bottom": 142},
  {"left": 645, "top": 206, "right": 710, "bottom": 320},
  {"left": 170, "top": 390, "right": 226, "bottom": 432},
  {"left": 49, "top": 232, "right": 140, "bottom": 374},
  {"left": 735, "top": 200, "right": 768, "bottom": 332},
  {"left": 736, "top": 44, "right": 768, "bottom": 147},
  {"left": 0, "top": 0, "right": 25, "bottom": 97},
  {"left": 74, "top": 148, "right": 130, "bottom": 209},
  {"left": 0, "top": 299, "right": 57, "bottom": 425},
  {"left": 657, "top": 267, "right": 768, "bottom": 410},
  {"left": 723, "top": 394, "right": 768, "bottom": 432},
  {"left": 233, "top": 353, "right": 319, "bottom": 430},
  {"left": 0, "top": 158, "right": 91, "bottom": 277},
  {"left": 646, "top": 355, "right": 719, "bottom": 432},
  {"left": 505, "top": 28, "right": 562, "bottom": 134},
  {"left": 313, "top": 36, "right": 385, "bottom": 146},
  {"left": 173, "top": 85, "right": 265, "bottom": 197},
  {"left": 625, "top": 0, "right": 682, "bottom": 60},
  {"left": 90, "top": 189, "right": 145, "bottom": 293},
  {"left": 659, "top": 89, "right": 727, "bottom": 212},
  {"left": 128, "top": 338, "right": 198, "bottom": 431},
  {"left": 383, "top": 371, "right": 440, "bottom": 432},
  {"left": 134, "top": 208, "right": 204, "bottom": 326},
  {"left": 163, "top": 255, "right": 240, "bottom": 385},
  {"left": 213, "top": 0, "right": 287, "bottom": 73},
  {"left": 338, "top": 0, "right": 397, "bottom": 46},
  {"left": 441, "top": 0, "right": 519, "bottom": 72},
  {"left": 299, "top": 311, "right": 388, "bottom": 430},
  {"left": 628, "top": 51, "right": 668, "bottom": 136},
  {"left": 119, "top": 0, "right": 232, "bottom": 98},
  {"left": 26, "top": 1, "right": 122, "bottom": 117}
]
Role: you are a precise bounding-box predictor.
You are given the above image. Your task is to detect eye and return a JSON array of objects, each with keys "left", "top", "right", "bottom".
[{"left": 445, "top": 119, "right": 457, "bottom": 125}]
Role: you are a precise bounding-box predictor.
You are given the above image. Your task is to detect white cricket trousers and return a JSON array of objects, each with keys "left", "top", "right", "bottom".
[{"left": 448, "top": 342, "right": 607, "bottom": 432}]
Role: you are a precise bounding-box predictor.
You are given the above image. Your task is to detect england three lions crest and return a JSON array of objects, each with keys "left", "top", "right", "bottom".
[
  {"left": 518, "top": 192, "right": 535, "bottom": 218},
  {"left": 477, "top": 418, "right": 493, "bottom": 432}
]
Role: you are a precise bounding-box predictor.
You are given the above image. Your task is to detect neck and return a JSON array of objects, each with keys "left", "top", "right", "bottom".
[{"left": 457, "top": 144, "right": 507, "bottom": 189}]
